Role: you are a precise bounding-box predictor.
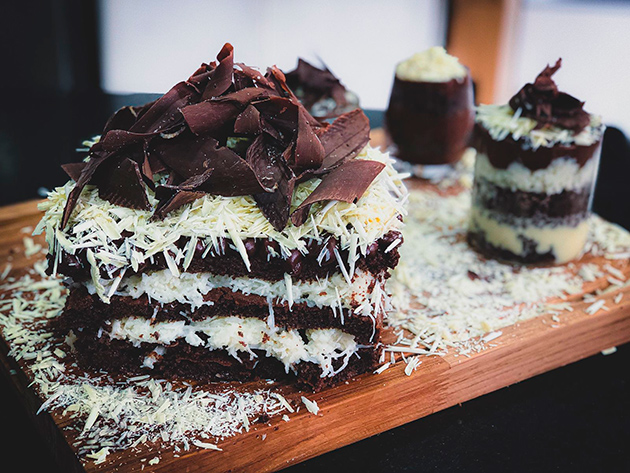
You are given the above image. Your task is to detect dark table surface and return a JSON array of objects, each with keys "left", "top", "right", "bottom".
[{"left": 1, "top": 92, "right": 630, "bottom": 472}]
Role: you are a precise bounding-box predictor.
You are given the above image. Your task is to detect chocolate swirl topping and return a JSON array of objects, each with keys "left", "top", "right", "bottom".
[
  {"left": 61, "top": 43, "right": 379, "bottom": 231},
  {"left": 508, "top": 58, "right": 590, "bottom": 133}
]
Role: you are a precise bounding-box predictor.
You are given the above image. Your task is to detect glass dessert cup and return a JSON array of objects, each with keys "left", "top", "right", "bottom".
[
  {"left": 467, "top": 127, "right": 603, "bottom": 265},
  {"left": 385, "top": 73, "right": 474, "bottom": 168}
]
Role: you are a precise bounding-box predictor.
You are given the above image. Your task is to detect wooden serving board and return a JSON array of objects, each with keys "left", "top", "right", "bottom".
[{"left": 2, "top": 165, "right": 630, "bottom": 471}]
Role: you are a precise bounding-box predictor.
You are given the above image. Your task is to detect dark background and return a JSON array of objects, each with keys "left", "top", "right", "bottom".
[{"left": 1, "top": 2, "right": 630, "bottom": 472}]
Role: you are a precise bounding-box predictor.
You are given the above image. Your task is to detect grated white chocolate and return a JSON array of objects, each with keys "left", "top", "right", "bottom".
[
  {"left": 475, "top": 104, "right": 604, "bottom": 150},
  {"left": 473, "top": 151, "right": 600, "bottom": 194},
  {"left": 36, "top": 145, "right": 408, "bottom": 295},
  {"left": 2, "top": 181, "right": 630, "bottom": 464},
  {"left": 107, "top": 315, "right": 359, "bottom": 377},
  {"left": 395, "top": 46, "right": 467, "bottom": 82}
]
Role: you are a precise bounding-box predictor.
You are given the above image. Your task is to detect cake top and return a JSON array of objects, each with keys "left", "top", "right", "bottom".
[
  {"left": 58, "top": 43, "right": 385, "bottom": 233},
  {"left": 38, "top": 145, "right": 407, "bottom": 298},
  {"left": 37, "top": 44, "right": 408, "bottom": 290},
  {"left": 476, "top": 59, "right": 604, "bottom": 149},
  {"left": 395, "top": 46, "right": 468, "bottom": 82},
  {"left": 284, "top": 58, "right": 359, "bottom": 118}
]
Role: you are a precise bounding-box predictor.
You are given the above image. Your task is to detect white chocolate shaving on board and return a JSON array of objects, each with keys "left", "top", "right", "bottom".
[
  {"left": 386, "top": 173, "right": 630, "bottom": 357},
  {"left": 301, "top": 395, "right": 320, "bottom": 415},
  {"left": 0, "top": 271, "right": 295, "bottom": 467}
]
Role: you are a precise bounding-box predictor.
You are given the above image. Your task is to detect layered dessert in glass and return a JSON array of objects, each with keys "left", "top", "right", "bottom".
[
  {"left": 385, "top": 46, "right": 474, "bottom": 165},
  {"left": 37, "top": 43, "right": 408, "bottom": 392},
  {"left": 468, "top": 59, "right": 604, "bottom": 264}
]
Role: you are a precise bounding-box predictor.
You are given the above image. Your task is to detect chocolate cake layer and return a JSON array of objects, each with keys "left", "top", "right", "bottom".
[
  {"left": 52, "top": 231, "right": 402, "bottom": 284},
  {"left": 385, "top": 75, "right": 474, "bottom": 165},
  {"left": 68, "top": 334, "right": 380, "bottom": 392},
  {"left": 56, "top": 286, "right": 381, "bottom": 346},
  {"left": 474, "top": 124, "right": 601, "bottom": 171},
  {"left": 472, "top": 178, "right": 591, "bottom": 219}
]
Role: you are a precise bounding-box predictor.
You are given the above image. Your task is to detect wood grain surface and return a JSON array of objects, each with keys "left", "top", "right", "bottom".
[{"left": 1, "top": 169, "right": 629, "bottom": 472}]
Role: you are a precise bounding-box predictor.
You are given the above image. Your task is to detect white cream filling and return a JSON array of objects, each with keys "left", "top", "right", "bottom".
[
  {"left": 106, "top": 315, "right": 359, "bottom": 377},
  {"left": 395, "top": 46, "right": 467, "bottom": 82},
  {"left": 474, "top": 152, "right": 599, "bottom": 194},
  {"left": 84, "top": 268, "right": 384, "bottom": 321},
  {"left": 476, "top": 104, "right": 604, "bottom": 150},
  {"left": 469, "top": 206, "right": 589, "bottom": 264}
]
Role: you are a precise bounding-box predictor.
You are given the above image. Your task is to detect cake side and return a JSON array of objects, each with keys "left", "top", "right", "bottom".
[{"left": 37, "top": 43, "right": 408, "bottom": 391}]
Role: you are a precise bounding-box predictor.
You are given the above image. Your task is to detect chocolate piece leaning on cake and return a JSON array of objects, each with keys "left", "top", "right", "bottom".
[
  {"left": 36, "top": 43, "right": 408, "bottom": 392},
  {"left": 385, "top": 46, "right": 474, "bottom": 165},
  {"left": 468, "top": 58, "right": 604, "bottom": 264}
]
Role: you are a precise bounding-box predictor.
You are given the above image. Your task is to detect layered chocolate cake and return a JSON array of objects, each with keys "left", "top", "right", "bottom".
[
  {"left": 385, "top": 46, "right": 474, "bottom": 165},
  {"left": 36, "top": 44, "right": 407, "bottom": 392},
  {"left": 468, "top": 59, "right": 604, "bottom": 264},
  {"left": 285, "top": 58, "right": 359, "bottom": 119}
]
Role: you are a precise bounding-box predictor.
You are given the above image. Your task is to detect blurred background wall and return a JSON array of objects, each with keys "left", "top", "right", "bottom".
[
  {"left": 507, "top": 0, "right": 630, "bottom": 133},
  {"left": 98, "top": 0, "right": 447, "bottom": 111},
  {"left": 96, "top": 0, "right": 630, "bottom": 132}
]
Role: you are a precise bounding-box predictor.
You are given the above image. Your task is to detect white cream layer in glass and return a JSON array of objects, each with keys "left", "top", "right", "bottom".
[
  {"left": 474, "top": 152, "right": 600, "bottom": 195},
  {"left": 395, "top": 46, "right": 467, "bottom": 82},
  {"left": 106, "top": 315, "right": 358, "bottom": 377},
  {"left": 475, "top": 104, "right": 604, "bottom": 150},
  {"left": 469, "top": 206, "right": 589, "bottom": 264}
]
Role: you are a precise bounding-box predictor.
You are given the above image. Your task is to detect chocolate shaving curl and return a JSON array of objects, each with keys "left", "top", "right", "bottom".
[
  {"left": 508, "top": 58, "right": 590, "bottom": 133},
  {"left": 61, "top": 162, "right": 87, "bottom": 182},
  {"left": 93, "top": 157, "right": 150, "bottom": 210},
  {"left": 153, "top": 168, "right": 214, "bottom": 219},
  {"left": 318, "top": 108, "right": 370, "bottom": 169},
  {"left": 60, "top": 43, "right": 377, "bottom": 231},
  {"left": 291, "top": 159, "right": 385, "bottom": 226}
]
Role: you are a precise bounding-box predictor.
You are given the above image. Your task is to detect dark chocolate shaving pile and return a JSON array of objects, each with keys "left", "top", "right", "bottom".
[
  {"left": 285, "top": 58, "right": 359, "bottom": 119},
  {"left": 61, "top": 43, "right": 378, "bottom": 231},
  {"left": 508, "top": 58, "right": 590, "bottom": 133}
]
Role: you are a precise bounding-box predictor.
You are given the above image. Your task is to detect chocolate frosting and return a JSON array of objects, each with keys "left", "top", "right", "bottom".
[
  {"left": 508, "top": 58, "right": 590, "bottom": 133},
  {"left": 61, "top": 43, "right": 374, "bottom": 231}
]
